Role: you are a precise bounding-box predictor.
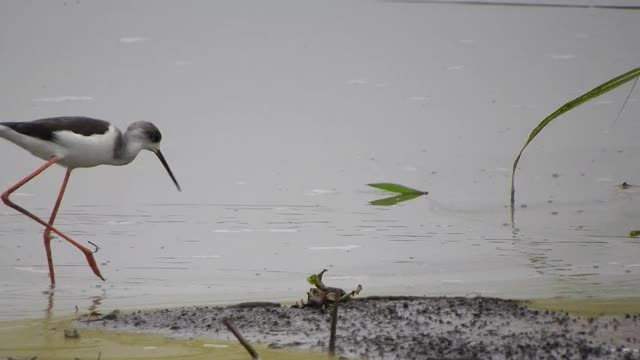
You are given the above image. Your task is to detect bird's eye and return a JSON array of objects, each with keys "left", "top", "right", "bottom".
[{"left": 149, "top": 133, "right": 161, "bottom": 143}]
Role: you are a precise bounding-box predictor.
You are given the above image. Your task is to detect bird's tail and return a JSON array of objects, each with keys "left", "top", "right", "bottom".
[
  {"left": 0, "top": 123, "right": 15, "bottom": 142},
  {"left": 0, "top": 123, "right": 8, "bottom": 139}
]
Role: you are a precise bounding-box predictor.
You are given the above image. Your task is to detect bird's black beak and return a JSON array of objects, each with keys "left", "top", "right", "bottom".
[{"left": 155, "top": 150, "right": 181, "bottom": 191}]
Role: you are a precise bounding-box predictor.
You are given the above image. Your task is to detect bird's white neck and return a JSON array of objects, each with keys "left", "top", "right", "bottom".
[{"left": 110, "top": 129, "right": 147, "bottom": 166}]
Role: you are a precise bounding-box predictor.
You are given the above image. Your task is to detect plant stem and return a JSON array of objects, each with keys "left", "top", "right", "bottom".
[
  {"left": 329, "top": 301, "right": 340, "bottom": 357},
  {"left": 223, "top": 318, "right": 261, "bottom": 360}
]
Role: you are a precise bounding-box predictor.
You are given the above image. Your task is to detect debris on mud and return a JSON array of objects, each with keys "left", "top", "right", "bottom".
[
  {"left": 293, "top": 269, "right": 363, "bottom": 310},
  {"left": 63, "top": 329, "right": 79, "bottom": 339}
]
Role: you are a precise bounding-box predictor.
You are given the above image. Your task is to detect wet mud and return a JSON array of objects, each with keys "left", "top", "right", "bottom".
[{"left": 77, "top": 296, "right": 640, "bottom": 359}]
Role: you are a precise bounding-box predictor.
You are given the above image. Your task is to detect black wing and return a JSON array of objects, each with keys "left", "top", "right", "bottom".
[{"left": 1, "top": 117, "right": 110, "bottom": 141}]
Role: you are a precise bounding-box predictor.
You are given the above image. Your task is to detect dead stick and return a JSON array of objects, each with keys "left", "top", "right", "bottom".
[
  {"left": 223, "top": 318, "right": 261, "bottom": 360},
  {"left": 339, "top": 284, "right": 363, "bottom": 302},
  {"left": 88, "top": 241, "right": 100, "bottom": 253},
  {"left": 329, "top": 300, "right": 339, "bottom": 356}
]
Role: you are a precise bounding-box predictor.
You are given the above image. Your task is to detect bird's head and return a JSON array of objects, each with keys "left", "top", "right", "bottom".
[{"left": 127, "top": 121, "right": 181, "bottom": 191}]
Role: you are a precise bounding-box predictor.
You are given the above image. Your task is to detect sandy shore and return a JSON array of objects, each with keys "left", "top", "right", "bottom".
[{"left": 76, "top": 296, "right": 640, "bottom": 359}]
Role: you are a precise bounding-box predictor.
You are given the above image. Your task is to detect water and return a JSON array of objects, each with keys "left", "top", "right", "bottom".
[{"left": 0, "top": 0, "right": 639, "bottom": 321}]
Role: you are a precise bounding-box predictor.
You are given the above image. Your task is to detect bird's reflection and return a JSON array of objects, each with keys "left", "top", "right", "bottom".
[
  {"left": 44, "top": 284, "right": 55, "bottom": 320},
  {"left": 87, "top": 294, "right": 105, "bottom": 318},
  {"left": 42, "top": 284, "right": 107, "bottom": 320}
]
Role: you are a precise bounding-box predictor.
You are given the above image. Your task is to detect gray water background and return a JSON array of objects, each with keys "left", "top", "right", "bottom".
[{"left": 0, "top": 0, "right": 639, "bottom": 320}]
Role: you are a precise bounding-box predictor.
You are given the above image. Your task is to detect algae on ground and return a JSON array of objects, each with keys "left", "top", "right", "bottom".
[{"left": 0, "top": 316, "right": 327, "bottom": 360}]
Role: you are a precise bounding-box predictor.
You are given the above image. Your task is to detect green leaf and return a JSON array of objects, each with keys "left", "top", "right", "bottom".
[
  {"left": 369, "top": 193, "right": 423, "bottom": 206},
  {"left": 511, "top": 67, "right": 640, "bottom": 212},
  {"left": 368, "top": 183, "right": 427, "bottom": 195},
  {"left": 307, "top": 274, "right": 320, "bottom": 286},
  {"left": 630, "top": 230, "right": 640, "bottom": 238}
]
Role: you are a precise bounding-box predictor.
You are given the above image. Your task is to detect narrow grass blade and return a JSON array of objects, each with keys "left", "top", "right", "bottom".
[
  {"left": 368, "top": 183, "right": 427, "bottom": 194},
  {"left": 369, "top": 193, "right": 423, "bottom": 206},
  {"left": 510, "top": 67, "right": 640, "bottom": 217}
]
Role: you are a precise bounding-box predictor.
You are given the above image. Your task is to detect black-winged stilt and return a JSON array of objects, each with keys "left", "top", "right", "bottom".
[{"left": 0, "top": 116, "right": 181, "bottom": 285}]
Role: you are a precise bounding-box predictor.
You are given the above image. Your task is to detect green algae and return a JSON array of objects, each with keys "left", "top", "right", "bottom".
[{"left": 0, "top": 316, "right": 327, "bottom": 360}]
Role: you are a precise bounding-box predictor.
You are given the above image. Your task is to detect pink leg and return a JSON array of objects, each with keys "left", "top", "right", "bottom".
[
  {"left": 1, "top": 158, "right": 105, "bottom": 283},
  {"left": 43, "top": 168, "right": 73, "bottom": 285}
]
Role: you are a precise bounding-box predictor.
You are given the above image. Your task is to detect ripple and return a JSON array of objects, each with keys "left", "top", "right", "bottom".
[
  {"left": 14, "top": 267, "right": 47, "bottom": 274},
  {"left": 308, "top": 245, "right": 360, "bottom": 251},
  {"left": 32, "top": 96, "right": 93, "bottom": 103},
  {"left": 119, "top": 36, "right": 148, "bottom": 43},
  {"left": 550, "top": 54, "right": 576, "bottom": 60}
]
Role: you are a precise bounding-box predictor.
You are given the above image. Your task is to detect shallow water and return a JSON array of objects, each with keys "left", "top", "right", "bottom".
[
  {"left": 0, "top": 0, "right": 639, "bottom": 321},
  {"left": 0, "top": 316, "right": 328, "bottom": 360}
]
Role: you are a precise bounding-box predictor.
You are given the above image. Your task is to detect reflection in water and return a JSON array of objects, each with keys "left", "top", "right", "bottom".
[
  {"left": 369, "top": 193, "right": 424, "bottom": 206},
  {"left": 88, "top": 294, "right": 104, "bottom": 313},
  {"left": 37, "top": 286, "right": 106, "bottom": 351},
  {"left": 509, "top": 193, "right": 640, "bottom": 296},
  {"left": 42, "top": 286, "right": 106, "bottom": 319},
  {"left": 42, "top": 286, "right": 55, "bottom": 349},
  {"left": 45, "top": 286, "right": 54, "bottom": 319}
]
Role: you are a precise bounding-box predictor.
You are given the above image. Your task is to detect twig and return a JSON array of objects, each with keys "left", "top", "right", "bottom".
[
  {"left": 88, "top": 241, "right": 100, "bottom": 253},
  {"left": 339, "top": 284, "right": 363, "bottom": 302},
  {"left": 223, "top": 318, "right": 261, "bottom": 360},
  {"left": 97, "top": 351, "right": 102, "bottom": 360},
  {"left": 328, "top": 299, "right": 340, "bottom": 356}
]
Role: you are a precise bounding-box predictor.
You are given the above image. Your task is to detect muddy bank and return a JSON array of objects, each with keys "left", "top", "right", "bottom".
[{"left": 76, "top": 296, "right": 640, "bottom": 359}]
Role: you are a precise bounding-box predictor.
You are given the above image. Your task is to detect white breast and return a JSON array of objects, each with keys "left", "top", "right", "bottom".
[{"left": 53, "top": 125, "right": 121, "bottom": 168}]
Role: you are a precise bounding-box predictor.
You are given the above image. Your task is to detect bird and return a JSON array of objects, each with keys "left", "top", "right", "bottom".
[{"left": 0, "top": 116, "right": 181, "bottom": 285}]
